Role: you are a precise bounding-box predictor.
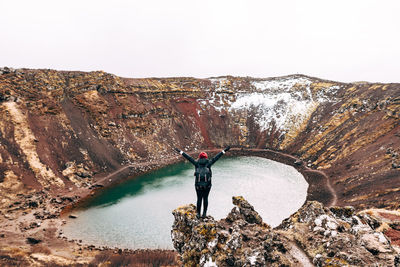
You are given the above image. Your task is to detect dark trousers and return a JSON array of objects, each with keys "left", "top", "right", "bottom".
[{"left": 195, "top": 186, "right": 211, "bottom": 216}]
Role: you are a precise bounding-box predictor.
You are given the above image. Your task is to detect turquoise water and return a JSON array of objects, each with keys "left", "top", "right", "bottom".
[{"left": 62, "top": 156, "right": 308, "bottom": 249}]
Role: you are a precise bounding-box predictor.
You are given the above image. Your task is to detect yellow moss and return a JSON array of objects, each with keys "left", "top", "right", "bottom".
[
  {"left": 368, "top": 84, "right": 384, "bottom": 91},
  {"left": 367, "top": 158, "right": 385, "bottom": 166},
  {"left": 348, "top": 194, "right": 373, "bottom": 203},
  {"left": 233, "top": 196, "right": 245, "bottom": 202},
  {"left": 307, "top": 246, "right": 325, "bottom": 259},
  {"left": 182, "top": 250, "right": 200, "bottom": 266},
  {"left": 332, "top": 121, "right": 396, "bottom": 164},
  {"left": 201, "top": 249, "right": 210, "bottom": 255},
  {"left": 215, "top": 253, "right": 228, "bottom": 264},
  {"left": 345, "top": 86, "right": 357, "bottom": 93},
  {"left": 341, "top": 97, "right": 362, "bottom": 109},
  {"left": 325, "top": 257, "right": 349, "bottom": 266},
  {"left": 300, "top": 111, "right": 351, "bottom": 158},
  {"left": 382, "top": 188, "right": 400, "bottom": 194},
  {"left": 381, "top": 85, "right": 389, "bottom": 91},
  {"left": 376, "top": 222, "right": 391, "bottom": 233},
  {"left": 308, "top": 107, "right": 395, "bottom": 168},
  {"left": 312, "top": 144, "right": 338, "bottom": 167},
  {"left": 317, "top": 163, "right": 332, "bottom": 170},
  {"left": 310, "top": 82, "right": 336, "bottom": 93},
  {"left": 196, "top": 223, "right": 217, "bottom": 241}
]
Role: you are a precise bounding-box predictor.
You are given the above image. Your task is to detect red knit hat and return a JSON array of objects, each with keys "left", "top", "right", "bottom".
[{"left": 199, "top": 152, "right": 208, "bottom": 159}]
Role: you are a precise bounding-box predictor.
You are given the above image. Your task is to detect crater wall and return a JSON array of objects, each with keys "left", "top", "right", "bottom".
[{"left": 0, "top": 67, "right": 399, "bottom": 209}]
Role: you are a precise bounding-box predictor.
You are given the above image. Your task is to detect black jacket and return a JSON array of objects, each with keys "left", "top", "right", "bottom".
[{"left": 181, "top": 151, "right": 225, "bottom": 183}]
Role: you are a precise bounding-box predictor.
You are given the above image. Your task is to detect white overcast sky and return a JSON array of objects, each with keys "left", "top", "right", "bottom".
[{"left": 1, "top": 0, "right": 399, "bottom": 82}]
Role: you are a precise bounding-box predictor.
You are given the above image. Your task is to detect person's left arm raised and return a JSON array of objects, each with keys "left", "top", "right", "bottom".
[
  {"left": 209, "top": 146, "right": 231, "bottom": 166},
  {"left": 174, "top": 148, "right": 197, "bottom": 165}
]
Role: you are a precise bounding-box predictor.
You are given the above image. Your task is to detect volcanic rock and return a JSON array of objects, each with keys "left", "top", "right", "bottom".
[
  {"left": 172, "top": 197, "right": 400, "bottom": 266},
  {"left": 26, "top": 237, "right": 42, "bottom": 245}
]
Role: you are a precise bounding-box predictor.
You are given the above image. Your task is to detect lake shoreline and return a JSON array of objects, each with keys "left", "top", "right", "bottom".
[{"left": 64, "top": 148, "right": 333, "bottom": 213}]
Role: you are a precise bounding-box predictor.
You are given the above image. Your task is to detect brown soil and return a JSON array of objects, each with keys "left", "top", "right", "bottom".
[
  {"left": 378, "top": 211, "right": 400, "bottom": 222},
  {"left": 384, "top": 228, "right": 400, "bottom": 247}
]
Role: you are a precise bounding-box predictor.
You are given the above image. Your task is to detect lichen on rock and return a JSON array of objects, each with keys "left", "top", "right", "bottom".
[
  {"left": 172, "top": 197, "right": 400, "bottom": 266},
  {"left": 172, "top": 196, "right": 292, "bottom": 266}
]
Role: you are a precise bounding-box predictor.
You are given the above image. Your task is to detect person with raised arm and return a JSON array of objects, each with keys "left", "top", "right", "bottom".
[{"left": 174, "top": 146, "right": 231, "bottom": 218}]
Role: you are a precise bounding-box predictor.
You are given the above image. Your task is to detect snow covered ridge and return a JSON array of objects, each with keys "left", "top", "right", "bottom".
[
  {"left": 202, "top": 76, "right": 341, "bottom": 133},
  {"left": 250, "top": 76, "right": 312, "bottom": 92},
  {"left": 230, "top": 92, "right": 317, "bottom": 133}
]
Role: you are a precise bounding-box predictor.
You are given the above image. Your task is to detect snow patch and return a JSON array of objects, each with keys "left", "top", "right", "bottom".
[
  {"left": 200, "top": 76, "right": 342, "bottom": 134},
  {"left": 207, "top": 238, "right": 218, "bottom": 253},
  {"left": 229, "top": 91, "right": 317, "bottom": 132},
  {"left": 229, "top": 77, "right": 340, "bottom": 133},
  {"left": 251, "top": 76, "right": 312, "bottom": 92},
  {"left": 199, "top": 77, "right": 233, "bottom": 112},
  {"left": 202, "top": 256, "right": 217, "bottom": 267},
  {"left": 248, "top": 252, "right": 259, "bottom": 265},
  {"left": 375, "top": 232, "right": 388, "bottom": 244},
  {"left": 315, "top": 85, "right": 341, "bottom": 102},
  {"left": 209, "top": 77, "right": 229, "bottom": 87},
  {"left": 350, "top": 216, "right": 371, "bottom": 234}
]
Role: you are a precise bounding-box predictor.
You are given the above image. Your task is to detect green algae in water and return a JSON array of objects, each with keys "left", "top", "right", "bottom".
[{"left": 62, "top": 156, "right": 308, "bottom": 249}]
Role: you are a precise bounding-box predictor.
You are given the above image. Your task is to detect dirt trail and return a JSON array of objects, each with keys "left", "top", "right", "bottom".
[
  {"left": 94, "top": 155, "right": 183, "bottom": 186},
  {"left": 304, "top": 168, "right": 337, "bottom": 207},
  {"left": 273, "top": 149, "right": 338, "bottom": 207},
  {"left": 96, "top": 164, "right": 135, "bottom": 185}
]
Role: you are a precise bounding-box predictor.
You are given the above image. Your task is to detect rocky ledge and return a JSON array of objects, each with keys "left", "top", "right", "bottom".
[{"left": 172, "top": 197, "right": 400, "bottom": 266}]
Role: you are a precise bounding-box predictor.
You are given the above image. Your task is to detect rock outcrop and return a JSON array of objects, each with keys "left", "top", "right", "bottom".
[{"left": 172, "top": 197, "right": 400, "bottom": 266}]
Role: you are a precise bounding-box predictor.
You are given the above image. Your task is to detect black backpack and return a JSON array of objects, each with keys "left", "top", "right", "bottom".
[{"left": 195, "top": 161, "right": 211, "bottom": 187}]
